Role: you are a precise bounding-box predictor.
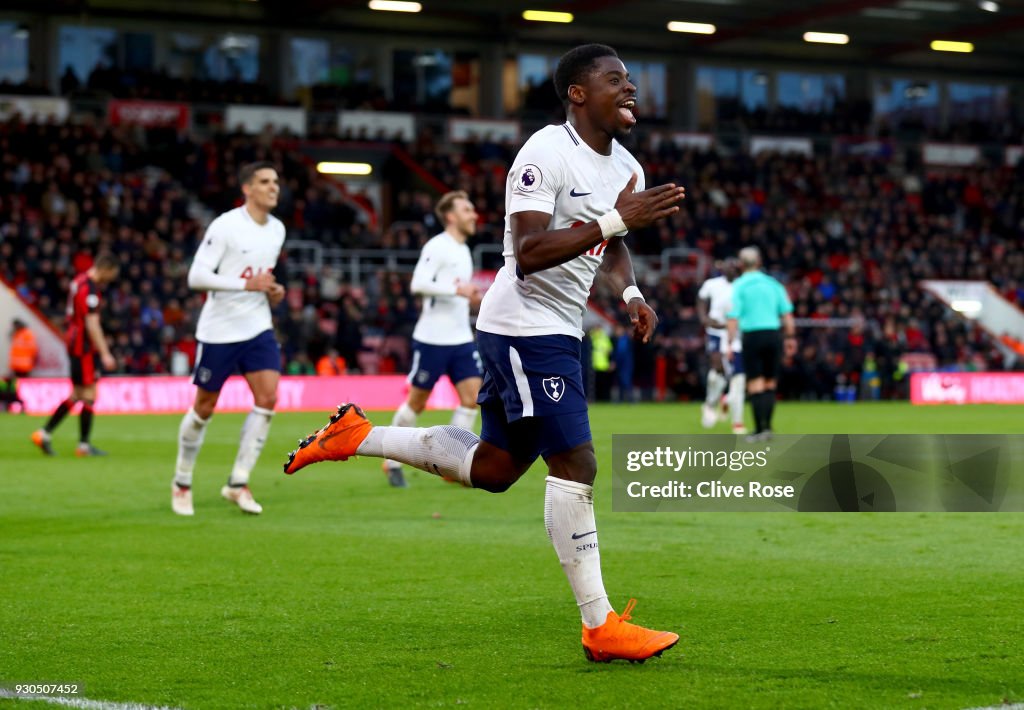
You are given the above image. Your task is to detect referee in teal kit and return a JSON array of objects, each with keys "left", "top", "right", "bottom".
[{"left": 725, "top": 247, "right": 796, "bottom": 441}]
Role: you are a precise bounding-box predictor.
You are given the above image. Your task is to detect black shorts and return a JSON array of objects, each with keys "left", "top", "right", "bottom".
[
  {"left": 70, "top": 353, "right": 99, "bottom": 387},
  {"left": 741, "top": 330, "right": 782, "bottom": 381}
]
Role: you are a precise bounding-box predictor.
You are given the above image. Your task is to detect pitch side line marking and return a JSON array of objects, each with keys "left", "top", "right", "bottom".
[
  {"left": 962, "top": 704, "right": 1024, "bottom": 710},
  {"left": 0, "top": 688, "right": 182, "bottom": 710}
]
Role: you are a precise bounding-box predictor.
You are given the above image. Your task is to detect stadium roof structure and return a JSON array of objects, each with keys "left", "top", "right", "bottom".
[{"left": 10, "top": 0, "right": 1024, "bottom": 75}]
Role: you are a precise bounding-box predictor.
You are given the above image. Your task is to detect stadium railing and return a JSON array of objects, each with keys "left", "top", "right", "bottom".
[{"left": 283, "top": 241, "right": 421, "bottom": 285}]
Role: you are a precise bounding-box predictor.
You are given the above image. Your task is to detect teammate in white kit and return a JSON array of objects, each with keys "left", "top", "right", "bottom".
[
  {"left": 171, "top": 161, "right": 286, "bottom": 516},
  {"left": 283, "top": 45, "right": 686, "bottom": 662},
  {"left": 383, "top": 191, "right": 483, "bottom": 487},
  {"left": 697, "top": 258, "right": 747, "bottom": 434}
]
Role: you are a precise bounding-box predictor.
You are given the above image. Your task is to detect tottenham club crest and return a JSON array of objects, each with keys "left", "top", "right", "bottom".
[
  {"left": 542, "top": 376, "right": 565, "bottom": 402},
  {"left": 515, "top": 164, "right": 542, "bottom": 193}
]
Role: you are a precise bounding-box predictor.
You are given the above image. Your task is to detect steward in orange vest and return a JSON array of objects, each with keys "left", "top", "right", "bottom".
[{"left": 8, "top": 319, "right": 38, "bottom": 377}]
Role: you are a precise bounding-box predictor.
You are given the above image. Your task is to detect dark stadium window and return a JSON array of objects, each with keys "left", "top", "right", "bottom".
[
  {"left": 123, "top": 32, "right": 154, "bottom": 73},
  {"left": 203, "top": 34, "right": 259, "bottom": 83},
  {"left": 947, "top": 82, "right": 1009, "bottom": 125},
  {"left": 696, "top": 66, "right": 768, "bottom": 127},
  {"left": 330, "top": 47, "right": 376, "bottom": 87},
  {"left": 58, "top": 25, "right": 118, "bottom": 82},
  {"left": 776, "top": 72, "right": 845, "bottom": 112},
  {"left": 874, "top": 78, "right": 940, "bottom": 132},
  {"left": 166, "top": 32, "right": 203, "bottom": 79},
  {"left": 290, "top": 38, "right": 329, "bottom": 89},
  {"left": 518, "top": 53, "right": 557, "bottom": 92},
  {"left": 392, "top": 49, "right": 452, "bottom": 112},
  {"left": 517, "top": 53, "right": 559, "bottom": 114},
  {"left": 0, "top": 22, "right": 29, "bottom": 84},
  {"left": 450, "top": 52, "right": 481, "bottom": 115}
]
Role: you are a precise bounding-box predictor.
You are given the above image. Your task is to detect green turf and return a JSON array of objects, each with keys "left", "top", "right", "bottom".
[{"left": 1, "top": 403, "right": 1021, "bottom": 709}]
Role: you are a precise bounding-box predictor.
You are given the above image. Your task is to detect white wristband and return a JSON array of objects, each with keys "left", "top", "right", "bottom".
[
  {"left": 622, "top": 285, "right": 645, "bottom": 304},
  {"left": 596, "top": 209, "right": 627, "bottom": 238}
]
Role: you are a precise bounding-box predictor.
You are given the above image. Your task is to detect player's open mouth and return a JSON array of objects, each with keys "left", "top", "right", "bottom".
[{"left": 618, "top": 99, "right": 637, "bottom": 126}]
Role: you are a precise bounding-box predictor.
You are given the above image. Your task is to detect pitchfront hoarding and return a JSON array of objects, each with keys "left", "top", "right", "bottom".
[
  {"left": 911, "top": 372, "right": 1024, "bottom": 405},
  {"left": 16, "top": 375, "right": 459, "bottom": 415},
  {"left": 107, "top": 100, "right": 191, "bottom": 131},
  {"left": 0, "top": 95, "right": 69, "bottom": 122}
]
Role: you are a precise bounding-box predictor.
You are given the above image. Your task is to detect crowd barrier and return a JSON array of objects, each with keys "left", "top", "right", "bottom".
[
  {"left": 911, "top": 372, "right": 1024, "bottom": 405},
  {"left": 16, "top": 375, "right": 460, "bottom": 415}
]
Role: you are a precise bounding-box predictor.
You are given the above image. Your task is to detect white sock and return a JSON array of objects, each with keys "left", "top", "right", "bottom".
[
  {"left": 544, "top": 476, "right": 613, "bottom": 628},
  {"left": 175, "top": 408, "right": 210, "bottom": 487},
  {"left": 449, "top": 405, "right": 478, "bottom": 431},
  {"left": 706, "top": 369, "right": 727, "bottom": 407},
  {"left": 391, "top": 402, "right": 418, "bottom": 427},
  {"left": 384, "top": 402, "right": 419, "bottom": 470},
  {"left": 729, "top": 374, "right": 746, "bottom": 425},
  {"left": 229, "top": 406, "right": 274, "bottom": 486},
  {"left": 358, "top": 425, "right": 478, "bottom": 485}
]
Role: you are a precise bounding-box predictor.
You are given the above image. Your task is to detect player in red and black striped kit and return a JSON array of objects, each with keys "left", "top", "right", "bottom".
[{"left": 32, "top": 252, "right": 120, "bottom": 456}]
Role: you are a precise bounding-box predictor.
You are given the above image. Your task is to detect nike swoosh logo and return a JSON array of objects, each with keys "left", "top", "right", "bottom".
[
  {"left": 316, "top": 428, "right": 350, "bottom": 459},
  {"left": 571, "top": 530, "right": 597, "bottom": 540},
  {"left": 569, "top": 188, "right": 591, "bottom": 197}
]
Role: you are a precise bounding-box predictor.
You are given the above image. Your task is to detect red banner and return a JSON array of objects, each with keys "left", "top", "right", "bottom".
[
  {"left": 108, "top": 100, "right": 191, "bottom": 131},
  {"left": 16, "top": 375, "right": 459, "bottom": 415}
]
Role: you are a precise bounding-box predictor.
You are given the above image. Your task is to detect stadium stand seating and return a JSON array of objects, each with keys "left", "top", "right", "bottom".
[{"left": 2, "top": 111, "right": 1020, "bottom": 400}]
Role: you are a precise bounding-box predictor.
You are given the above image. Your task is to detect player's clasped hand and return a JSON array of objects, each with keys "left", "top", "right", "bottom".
[
  {"left": 244, "top": 271, "right": 276, "bottom": 292},
  {"left": 615, "top": 173, "right": 686, "bottom": 230},
  {"left": 267, "top": 282, "right": 286, "bottom": 308}
]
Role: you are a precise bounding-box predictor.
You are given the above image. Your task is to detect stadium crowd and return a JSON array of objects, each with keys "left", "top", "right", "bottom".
[{"left": 1, "top": 114, "right": 1020, "bottom": 401}]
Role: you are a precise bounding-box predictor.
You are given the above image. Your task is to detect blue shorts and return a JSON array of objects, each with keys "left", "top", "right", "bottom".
[
  {"left": 706, "top": 333, "right": 724, "bottom": 354},
  {"left": 477, "top": 331, "right": 591, "bottom": 461},
  {"left": 728, "top": 351, "right": 745, "bottom": 377},
  {"left": 408, "top": 340, "right": 482, "bottom": 390},
  {"left": 193, "top": 329, "right": 281, "bottom": 392}
]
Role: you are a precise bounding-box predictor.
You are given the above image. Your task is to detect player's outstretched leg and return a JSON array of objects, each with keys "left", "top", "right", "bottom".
[
  {"left": 382, "top": 402, "right": 417, "bottom": 488},
  {"left": 284, "top": 403, "right": 477, "bottom": 486}
]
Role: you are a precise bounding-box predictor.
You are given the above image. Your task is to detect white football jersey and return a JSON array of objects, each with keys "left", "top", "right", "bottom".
[
  {"left": 191, "top": 206, "right": 286, "bottom": 344},
  {"left": 698, "top": 275, "right": 741, "bottom": 351},
  {"left": 476, "top": 122, "right": 644, "bottom": 339},
  {"left": 411, "top": 231, "right": 474, "bottom": 345}
]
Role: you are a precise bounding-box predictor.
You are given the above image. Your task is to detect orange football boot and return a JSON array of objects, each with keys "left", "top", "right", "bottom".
[
  {"left": 31, "top": 430, "right": 55, "bottom": 456},
  {"left": 581, "top": 599, "right": 679, "bottom": 663},
  {"left": 284, "top": 403, "right": 373, "bottom": 474}
]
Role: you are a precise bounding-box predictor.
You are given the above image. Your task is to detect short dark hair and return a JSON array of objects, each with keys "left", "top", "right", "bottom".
[
  {"left": 93, "top": 251, "right": 120, "bottom": 272},
  {"left": 553, "top": 44, "right": 618, "bottom": 106},
  {"left": 435, "top": 190, "right": 469, "bottom": 224},
  {"left": 239, "top": 161, "right": 278, "bottom": 185}
]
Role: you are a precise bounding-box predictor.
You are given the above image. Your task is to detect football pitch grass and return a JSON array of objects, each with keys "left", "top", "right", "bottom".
[{"left": 1, "top": 402, "right": 1021, "bottom": 710}]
